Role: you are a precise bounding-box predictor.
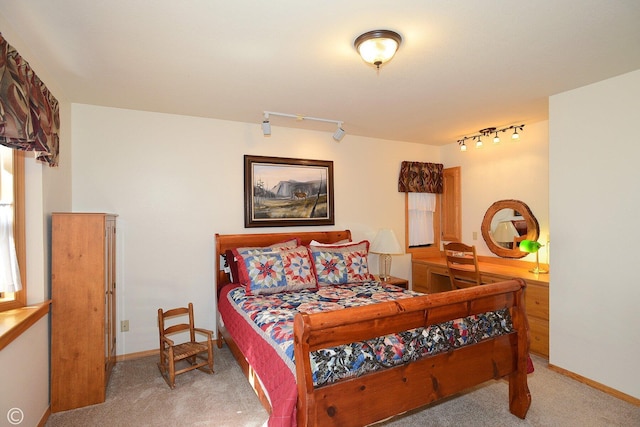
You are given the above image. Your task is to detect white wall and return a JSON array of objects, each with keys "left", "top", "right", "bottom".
[
  {"left": 549, "top": 69, "right": 640, "bottom": 399},
  {"left": 71, "top": 104, "right": 440, "bottom": 355},
  {"left": 440, "top": 120, "right": 550, "bottom": 261},
  {"left": 0, "top": 316, "right": 49, "bottom": 426}
]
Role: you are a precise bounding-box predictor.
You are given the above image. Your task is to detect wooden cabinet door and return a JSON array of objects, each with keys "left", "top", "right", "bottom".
[{"left": 441, "top": 167, "right": 461, "bottom": 242}]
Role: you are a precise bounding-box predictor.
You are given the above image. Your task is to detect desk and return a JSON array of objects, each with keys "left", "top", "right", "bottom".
[{"left": 412, "top": 256, "right": 549, "bottom": 357}]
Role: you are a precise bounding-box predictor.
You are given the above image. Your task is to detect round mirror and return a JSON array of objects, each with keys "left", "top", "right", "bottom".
[{"left": 481, "top": 199, "right": 539, "bottom": 258}]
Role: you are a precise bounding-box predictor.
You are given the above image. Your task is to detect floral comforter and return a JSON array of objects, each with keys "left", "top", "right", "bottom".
[{"left": 226, "top": 281, "right": 513, "bottom": 387}]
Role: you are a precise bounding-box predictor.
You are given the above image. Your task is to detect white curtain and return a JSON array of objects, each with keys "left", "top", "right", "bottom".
[
  {"left": 408, "top": 193, "right": 436, "bottom": 246},
  {"left": 0, "top": 203, "right": 22, "bottom": 292}
]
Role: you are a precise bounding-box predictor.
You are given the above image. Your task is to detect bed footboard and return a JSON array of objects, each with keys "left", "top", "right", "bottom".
[{"left": 293, "top": 279, "right": 531, "bottom": 427}]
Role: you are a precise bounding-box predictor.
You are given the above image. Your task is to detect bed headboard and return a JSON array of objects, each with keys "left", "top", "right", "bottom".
[{"left": 214, "top": 230, "right": 352, "bottom": 296}]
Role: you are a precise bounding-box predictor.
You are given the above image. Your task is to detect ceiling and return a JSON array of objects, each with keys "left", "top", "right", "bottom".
[{"left": 1, "top": 1, "right": 639, "bottom": 145}]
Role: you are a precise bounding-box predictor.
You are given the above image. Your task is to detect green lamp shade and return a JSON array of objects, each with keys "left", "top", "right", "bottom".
[{"left": 520, "top": 239, "right": 542, "bottom": 253}]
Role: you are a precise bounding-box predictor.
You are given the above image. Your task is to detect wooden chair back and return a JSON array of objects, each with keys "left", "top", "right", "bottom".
[{"left": 444, "top": 242, "right": 482, "bottom": 289}]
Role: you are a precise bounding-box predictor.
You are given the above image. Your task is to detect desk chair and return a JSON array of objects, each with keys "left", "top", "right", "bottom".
[
  {"left": 157, "top": 302, "right": 214, "bottom": 388},
  {"left": 444, "top": 242, "right": 482, "bottom": 289}
]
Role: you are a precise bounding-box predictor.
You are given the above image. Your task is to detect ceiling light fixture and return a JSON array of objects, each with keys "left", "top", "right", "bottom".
[
  {"left": 354, "top": 29, "right": 402, "bottom": 70},
  {"left": 261, "top": 111, "right": 346, "bottom": 142},
  {"left": 457, "top": 124, "right": 525, "bottom": 151}
]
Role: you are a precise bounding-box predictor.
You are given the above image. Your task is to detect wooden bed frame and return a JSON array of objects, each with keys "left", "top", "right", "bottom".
[{"left": 215, "top": 230, "right": 531, "bottom": 426}]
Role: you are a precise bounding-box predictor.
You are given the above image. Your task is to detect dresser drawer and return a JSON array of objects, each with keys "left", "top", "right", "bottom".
[
  {"left": 528, "top": 315, "right": 549, "bottom": 357},
  {"left": 480, "top": 274, "right": 505, "bottom": 284},
  {"left": 412, "top": 262, "right": 429, "bottom": 293},
  {"left": 525, "top": 284, "right": 549, "bottom": 320}
]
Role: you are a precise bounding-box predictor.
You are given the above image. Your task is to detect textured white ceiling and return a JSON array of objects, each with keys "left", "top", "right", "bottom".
[{"left": 1, "top": 1, "right": 639, "bottom": 145}]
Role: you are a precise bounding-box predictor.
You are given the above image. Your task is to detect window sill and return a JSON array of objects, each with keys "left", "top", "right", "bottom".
[{"left": 0, "top": 301, "right": 51, "bottom": 351}]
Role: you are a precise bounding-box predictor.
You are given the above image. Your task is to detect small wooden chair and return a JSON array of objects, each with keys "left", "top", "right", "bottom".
[
  {"left": 444, "top": 242, "right": 482, "bottom": 290},
  {"left": 157, "top": 302, "right": 214, "bottom": 388}
]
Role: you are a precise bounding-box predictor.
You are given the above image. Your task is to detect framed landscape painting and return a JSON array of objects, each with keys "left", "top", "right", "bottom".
[{"left": 244, "top": 155, "right": 334, "bottom": 227}]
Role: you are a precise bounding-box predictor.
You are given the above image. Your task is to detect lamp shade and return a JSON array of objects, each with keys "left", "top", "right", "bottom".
[
  {"left": 492, "top": 221, "right": 518, "bottom": 243},
  {"left": 519, "top": 239, "right": 542, "bottom": 253},
  {"left": 369, "top": 228, "right": 403, "bottom": 254}
]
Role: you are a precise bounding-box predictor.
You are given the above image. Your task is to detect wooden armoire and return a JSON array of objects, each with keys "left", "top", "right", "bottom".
[{"left": 51, "top": 213, "right": 117, "bottom": 412}]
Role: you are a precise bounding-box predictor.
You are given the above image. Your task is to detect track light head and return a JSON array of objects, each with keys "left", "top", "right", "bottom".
[
  {"left": 262, "top": 113, "right": 271, "bottom": 137},
  {"left": 333, "top": 124, "right": 345, "bottom": 142}
]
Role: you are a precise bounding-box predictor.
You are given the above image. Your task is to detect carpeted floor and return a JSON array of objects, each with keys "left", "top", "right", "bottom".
[{"left": 45, "top": 347, "right": 639, "bottom": 427}]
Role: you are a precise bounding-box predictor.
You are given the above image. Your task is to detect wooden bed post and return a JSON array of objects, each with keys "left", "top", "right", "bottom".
[
  {"left": 294, "top": 312, "right": 313, "bottom": 427},
  {"left": 509, "top": 279, "right": 532, "bottom": 418}
]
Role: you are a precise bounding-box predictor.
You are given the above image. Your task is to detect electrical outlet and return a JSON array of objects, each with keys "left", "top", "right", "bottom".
[
  {"left": 472, "top": 231, "right": 478, "bottom": 240},
  {"left": 121, "top": 320, "right": 129, "bottom": 332}
]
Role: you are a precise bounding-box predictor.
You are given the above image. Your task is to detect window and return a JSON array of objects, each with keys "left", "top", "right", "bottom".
[
  {"left": 0, "top": 146, "right": 26, "bottom": 312},
  {"left": 403, "top": 166, "right": 461, "bottom": 258},
  {"left": 407, "top": 193, "right": 437, "bottom": 247},
  {"left": 404, "top": 192, "right": 441, "bottom": 258}
]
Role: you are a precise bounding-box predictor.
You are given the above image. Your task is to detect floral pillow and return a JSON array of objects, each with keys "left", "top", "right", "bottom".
[
  {"left": 226, "top": 238, "right": 299, "bottom": 283},
  {"left": 233, "top": 245, "right": 317, "bottom": 295},
  {"left": 308, "top": 240, "right": 375, "bottom": 286}
]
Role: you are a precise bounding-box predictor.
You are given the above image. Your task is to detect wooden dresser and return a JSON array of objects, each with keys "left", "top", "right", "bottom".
[
  {"left": 412, "top": 256, "right": 549, "bottom": 357},
  {"left": 51, "top": 213, "right": 117, "bottom": 412}
]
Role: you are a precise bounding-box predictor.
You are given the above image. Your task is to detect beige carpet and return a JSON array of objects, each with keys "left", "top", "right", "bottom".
[{"left": 46, "top": 348, "right": 639, "bottom": 427}]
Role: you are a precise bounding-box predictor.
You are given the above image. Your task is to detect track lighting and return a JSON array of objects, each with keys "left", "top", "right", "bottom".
[
  {"left": 457, "top": 124, "right": 525, "bottom": 151},
  {"left": 260, "top": 111, "right": 346, "bottom": 142},
  {"left": 262, "top": 113, "right": 271, "bottom": 136}
]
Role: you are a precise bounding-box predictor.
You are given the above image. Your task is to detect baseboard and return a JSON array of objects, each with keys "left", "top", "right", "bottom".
[
  {"left": 116, "top": 348, "right": 158, "bottom": 361},
  {"left": 38, "top": 406, "right": 50, "bottom": 427},
  {"left": 548, "top": 363, "right": 640, "bottom": 406}
]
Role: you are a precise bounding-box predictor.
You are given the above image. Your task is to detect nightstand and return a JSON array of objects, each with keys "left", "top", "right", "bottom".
[{"left": 376, "top": 275, "right": 409, "bottom": 290}]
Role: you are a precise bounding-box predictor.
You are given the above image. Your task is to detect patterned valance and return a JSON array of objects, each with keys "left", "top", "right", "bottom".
[
  {"left": 0, "top": 33, "right": 59, "bottom": 166},
  {"left": 398, "top": 161, "right": 443, "bottom": 193}
]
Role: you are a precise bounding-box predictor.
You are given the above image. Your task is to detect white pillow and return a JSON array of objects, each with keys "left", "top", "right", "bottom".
[{"left": 309, "top": 239, "right": 351, "bottom": 247}]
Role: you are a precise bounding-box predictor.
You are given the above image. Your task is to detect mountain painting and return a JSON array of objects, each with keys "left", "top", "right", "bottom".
[{"left": 244, "top": 156, "right": 334, "bottom": 227}]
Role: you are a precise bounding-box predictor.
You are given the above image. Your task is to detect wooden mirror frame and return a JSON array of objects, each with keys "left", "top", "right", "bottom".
[{"left": 481, "top": 199, "right": 539, "bottom": 259}]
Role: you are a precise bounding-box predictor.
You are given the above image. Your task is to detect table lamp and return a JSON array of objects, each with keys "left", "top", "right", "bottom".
[
  {"left": 370, "top": 228, "right": 403, "bottom": 281},
  {"left": 492, "top": 220, "right": 518, "bottom": 249},
  {"left": 519, "top": 239, "right": 549, "bottom": 274}
]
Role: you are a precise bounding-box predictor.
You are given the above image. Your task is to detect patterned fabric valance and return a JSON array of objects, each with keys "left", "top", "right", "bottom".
[
  {"left": 0, "top": 33, "right": 59, "bottom": 166},
  {"left": 398, "top": 161, "right": 443, "bottom": 193}
]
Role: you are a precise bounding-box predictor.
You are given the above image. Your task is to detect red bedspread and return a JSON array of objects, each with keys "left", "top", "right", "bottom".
[{"left": 219, "top": 284, "right": 298, "bottom": 427}]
